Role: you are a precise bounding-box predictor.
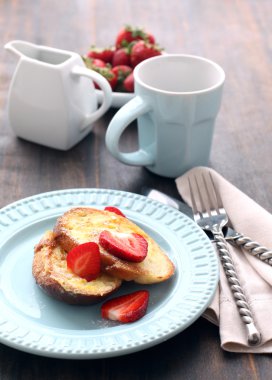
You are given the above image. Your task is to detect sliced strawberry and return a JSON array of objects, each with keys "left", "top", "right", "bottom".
[
  {"left": 99, "top": 230, "right": 148, "bottom": 262},
  {"left": 104, "top": 206, "right": 126, "bottom": 217},
  {"left": 101, "top": 290, "right": 149, "bottom": 323},
  {"left": 66, "top": 242, "right": 101, "bottom": 281}
]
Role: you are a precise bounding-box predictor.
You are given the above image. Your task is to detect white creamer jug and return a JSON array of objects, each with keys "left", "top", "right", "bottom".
[{"left": 5, "top": 40, "right": 112, "bottom": 150}]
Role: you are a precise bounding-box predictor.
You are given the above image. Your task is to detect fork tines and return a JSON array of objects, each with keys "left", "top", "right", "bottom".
[{"left": 188, "top": 171, "right": 223, "bottom": 216}]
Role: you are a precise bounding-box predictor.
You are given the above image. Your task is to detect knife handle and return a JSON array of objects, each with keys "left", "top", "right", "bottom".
[
  {"left": 213, "top": 230, "right": 261, "bottom": 346},
  {"left": 227, "top": 233, "right": 272, "bottom": 265}
]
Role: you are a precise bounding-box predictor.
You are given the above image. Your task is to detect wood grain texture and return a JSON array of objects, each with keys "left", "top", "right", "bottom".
[{"left": 0, "top": 0, "right": 271, "bottom": 379}]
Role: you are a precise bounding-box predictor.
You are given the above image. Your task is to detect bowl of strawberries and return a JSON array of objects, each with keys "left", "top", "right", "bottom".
[{"left": 83, "top": 25, "right": 163, "bottom": 108}]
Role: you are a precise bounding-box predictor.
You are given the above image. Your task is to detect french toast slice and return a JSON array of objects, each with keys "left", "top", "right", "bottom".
[
  {"left": 32, "top": 231, "right": 122, "bottom": 305},
  {"left": 54, "top": 207, "right": 175, "bottom": 284}
]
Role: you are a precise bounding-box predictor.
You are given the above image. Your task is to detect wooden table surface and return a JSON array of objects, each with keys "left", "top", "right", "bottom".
[{"left": 0, "top": 0, "right": 272, "bottom": 379}]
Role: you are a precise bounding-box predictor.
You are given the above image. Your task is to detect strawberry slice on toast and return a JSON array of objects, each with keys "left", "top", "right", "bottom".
[
  {"left": 104, "top": 206, "right": 126, "bottom": 217},
  {"left": 99, "top": 230, "right": 148, "bottom": 262},
  {"left": 54, "top": 207, "right": 175, "bottom": 284},
  {"left": 67, "top": 242, "right": 101, "bottom": 281}
]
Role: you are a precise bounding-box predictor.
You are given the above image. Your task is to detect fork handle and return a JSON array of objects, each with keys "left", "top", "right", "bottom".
[
  {"left": 213, "top": 229, "right": 261, "bottom": 346},
  {"left": 227, "top": 233, "right": 272, "bottom": 265}
]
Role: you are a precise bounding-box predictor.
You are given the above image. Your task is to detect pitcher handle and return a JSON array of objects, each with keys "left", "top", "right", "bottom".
[
  {"left": 105, "top": 95, "right": 154, "bottom": 166},
  {"left": 72, "top": 65, "right": 112, "bottom": 128}
]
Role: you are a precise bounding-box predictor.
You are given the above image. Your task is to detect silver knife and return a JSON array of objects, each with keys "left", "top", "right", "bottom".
[{"left": 143, "top": 188, "right": 272, "bottom": 266}]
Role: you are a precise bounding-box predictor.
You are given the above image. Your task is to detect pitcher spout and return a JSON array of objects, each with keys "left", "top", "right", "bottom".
[{"left": 4, "top": 40, "right": 38, "bottom": 59}]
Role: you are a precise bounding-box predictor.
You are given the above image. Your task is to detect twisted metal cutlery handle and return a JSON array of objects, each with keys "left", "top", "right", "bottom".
[
  {"left": 227, "top": 233, "right": 272, "bottom": 265},
  {"left": 213, "top": 229, "right": 261, "bottom": 346}
]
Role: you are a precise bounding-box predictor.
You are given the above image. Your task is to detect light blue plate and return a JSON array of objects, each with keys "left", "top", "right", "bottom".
[{"left": 0, "top": 189, "right": 218, "bottom": 359}]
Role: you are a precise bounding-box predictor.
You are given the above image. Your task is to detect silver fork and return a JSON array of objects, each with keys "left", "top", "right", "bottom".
[{"left": 188, "top": 171, "right": 261, "bottom": 346}]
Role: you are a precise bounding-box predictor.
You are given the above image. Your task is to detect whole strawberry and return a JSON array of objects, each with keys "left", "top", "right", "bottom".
[
  {"left": 112, "top": 65, "right": 132, "bottom": 90},
  {"left": 123, "top": 72, "right": 134, "bottom": 93},
  {"left": 115, "top": 25, "right": 155, "bottom": 48},
  {"left": 130, "top": 41, "right": 162, "bottom": 67},
  {"left": 83, "top": 57, "right": 107, "bottom": 69},
  {"left": 87, "top": 46, "right": 115, "bottom": 64},
  {"left": 92, "top": 66, "right": 118, "bottom": 90},
  {"left": 112, "top": 47, "right": 130, "bottom": 67}
]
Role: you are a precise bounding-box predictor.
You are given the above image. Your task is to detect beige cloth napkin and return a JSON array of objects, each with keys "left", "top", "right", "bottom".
[{"left": 176, "top": 166, "right": 272, "bottom": 353}]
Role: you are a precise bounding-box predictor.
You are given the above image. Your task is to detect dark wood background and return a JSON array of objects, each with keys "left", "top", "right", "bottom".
[{"left": 0, "top": 0, "right": 271, "bottom": 379}]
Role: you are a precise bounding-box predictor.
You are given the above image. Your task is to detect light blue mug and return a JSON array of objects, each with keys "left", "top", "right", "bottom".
[{"left": 106, "top": 54, "right": 225, "bottom": 178}]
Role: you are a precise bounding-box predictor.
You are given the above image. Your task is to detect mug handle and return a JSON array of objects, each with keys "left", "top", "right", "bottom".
[
  {"left": 106, "top": 95, "right": 155, "bottom": 166},
  {"left": 72, "top": 65, "right": 112, "bottom": 128}
]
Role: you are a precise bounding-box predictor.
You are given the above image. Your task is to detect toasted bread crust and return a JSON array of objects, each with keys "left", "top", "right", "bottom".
[
  {"left": 32, "top": 231, "right": 122, "bottom": 305},
  {"left": 54, "top": 207, "right": 175, "bottom": 284}
]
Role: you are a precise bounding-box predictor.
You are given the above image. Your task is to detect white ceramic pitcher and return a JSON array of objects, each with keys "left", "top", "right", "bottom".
[{"left": 5, "top": 40, "right": 112, "bottom": 150}]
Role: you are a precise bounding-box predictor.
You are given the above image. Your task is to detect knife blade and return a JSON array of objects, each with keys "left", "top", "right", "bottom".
[
  {"left": 142, "top": 188, "right": 230, "bottom": 239},
  {"left": 143, "top": 189, "right": 193, "bottom": 217},
  {"left": 142, "top": 188, "right": 272, "bottom": 265}
]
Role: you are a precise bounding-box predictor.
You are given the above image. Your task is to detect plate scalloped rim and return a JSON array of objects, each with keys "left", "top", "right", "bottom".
[{"left": 0, "top": 188, "right": 218, "bottom": 359}]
